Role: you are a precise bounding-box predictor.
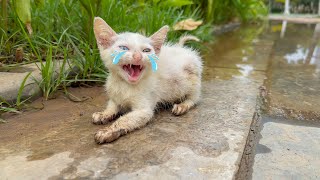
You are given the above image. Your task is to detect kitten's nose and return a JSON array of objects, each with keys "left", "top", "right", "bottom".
[{"left": 132, "top": 51, "right": 142, "bottom": 63}]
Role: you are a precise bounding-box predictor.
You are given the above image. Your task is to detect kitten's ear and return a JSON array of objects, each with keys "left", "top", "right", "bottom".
[
  {"left": 149, "top": 25, "right": 169, "bottom": 54},
  {"left": 93, "top": 17, "right": 117, "bottom": 50}
]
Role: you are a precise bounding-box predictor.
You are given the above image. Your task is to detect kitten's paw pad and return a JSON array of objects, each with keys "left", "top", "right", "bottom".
[
  {"left": 94, "top": 129, "right": 122, "bottom": 144},
  {"left": 92, "top": 112, "right": 114, "bottom": 125},
  {"left": 172, "top": 104, "right": 190, "bottom": 116}
]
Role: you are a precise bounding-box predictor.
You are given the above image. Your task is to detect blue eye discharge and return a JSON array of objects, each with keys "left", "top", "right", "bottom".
[{"left": 147, "top": 54, "right": 159, "bottom": 72}]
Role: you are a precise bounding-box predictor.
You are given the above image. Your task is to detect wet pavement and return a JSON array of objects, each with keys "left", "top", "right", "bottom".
[
  {"left": 251, "top": 22, "right": 320, "bottom": 179},
  {"left": 1, "top": 22, "right": 320, "bottom": 179},
  {"left": 263, "top": 22, "right": 320, "bottom": 121}
]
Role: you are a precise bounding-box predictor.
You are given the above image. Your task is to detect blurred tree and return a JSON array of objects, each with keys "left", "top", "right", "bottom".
[{"left": 270, "top": 0, "right": 319, "bottom": 13}]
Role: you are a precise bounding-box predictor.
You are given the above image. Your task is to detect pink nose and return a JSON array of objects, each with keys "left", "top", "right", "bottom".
[{"left": 132, "top": 52, "right": 142, "bottom": 64}]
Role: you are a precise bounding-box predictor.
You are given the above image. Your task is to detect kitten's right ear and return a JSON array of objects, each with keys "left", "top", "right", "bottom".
[
  {"left": 93, "top": 17, "right": 117, "bottom": 49},
  {"left": 150, "top": 25, "right": 169, "bottom": 54}
]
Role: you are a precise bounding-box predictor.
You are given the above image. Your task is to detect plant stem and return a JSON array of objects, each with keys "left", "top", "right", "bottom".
[{"left": 1, "top": 0, "right": 8, "bottom": 33}]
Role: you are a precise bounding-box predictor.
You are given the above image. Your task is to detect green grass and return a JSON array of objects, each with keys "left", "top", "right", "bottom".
[
  {"left": 33, "top": 45, "right": 68, "bottom": 100},
  {"left": 199, "top": 0, "right": 267, "bottom": 24},
  {"left": 0, "top": 0, "right": 267, "bottom": 102}
]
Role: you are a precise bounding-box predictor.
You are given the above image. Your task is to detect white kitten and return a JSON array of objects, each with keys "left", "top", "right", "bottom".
[{"left": 92, "top": 17, "right": 202, "bottom": 144}]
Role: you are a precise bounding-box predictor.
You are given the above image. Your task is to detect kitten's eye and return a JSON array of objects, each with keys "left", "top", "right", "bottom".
[
  {"left": 143, "top": 48, "right": 151, "bottom": 53},
  {"left": 119, "top": 46, "right": 129, "bottom": 51}
]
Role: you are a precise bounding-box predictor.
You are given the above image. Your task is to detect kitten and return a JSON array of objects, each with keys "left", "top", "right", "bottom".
[{"left": 92, "top": 17, "right": 203, "bottom": 144}]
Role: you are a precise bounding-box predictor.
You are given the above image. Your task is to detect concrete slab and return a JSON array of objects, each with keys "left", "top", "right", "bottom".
[
  {"left": 0, "top": 76, "right": 39, "bottom": 103},
  {"left": 269, "top": 14, "right": 320, "bottom": 24},
  {"left": 0, "top": 25, "right": 270, "bottom": 179},
  {"left": 0, "top": 68, "right": 265, "bottom": 179},
  {"left": 0, "top": 61, "right": 73, "bottom": 103},
  {"left": 252, "top": 116, "right": 320, "bottom": 179},
  {"left": 0, "top": 64, "right": 42, "bottom": 103}
]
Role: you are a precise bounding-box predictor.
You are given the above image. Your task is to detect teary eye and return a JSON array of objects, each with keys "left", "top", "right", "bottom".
[
  {"left": 143, "top": 48, "right": 151, "bottom": 52},
  {"left": 119, "top": 46, "right": 129, "bottom": 51}
]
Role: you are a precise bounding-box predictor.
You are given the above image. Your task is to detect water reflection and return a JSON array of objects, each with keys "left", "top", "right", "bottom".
[
  {"left": 242, "top": 56, "right": 248, "bottom": 62},
  {"left": 203, "top": 22, "right": 320, "bottom": 81},
  {"left": 280, "top": 21, "right": 287, "bottom": 38},
  {"left": 266, "top": 22, "right": 320, "bottom": 121},
  {"left": 282, "top": 22, "right": 320, "bottom": 66},
  {"left": 284, "top": 45, "right": 308, "bottom": 64},
  {"left": 236, "top": 64, "right": 254, "bottom": 77},
  {"left": 202, "top": 24, "right": 267, "bottom": 80},
  {"left": 305, "top": 23, "right": 320, "bottom": 65}
]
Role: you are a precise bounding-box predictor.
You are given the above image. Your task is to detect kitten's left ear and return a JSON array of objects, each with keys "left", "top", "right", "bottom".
[
  {"left": 149, "top": 25, "right": 169, "bottom": 54},
  {"left": 93, "top": 17, "right": 117, "bottom": 50}
]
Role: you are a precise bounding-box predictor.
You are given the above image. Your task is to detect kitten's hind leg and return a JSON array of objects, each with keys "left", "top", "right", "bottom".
[
  {"left": 92, "top": 100, "right": 119, "bottom": 125},
  {"left": 94, "top": 108, "right": 153, "bottom": 144},
  {"left": 172, "top": 99, "right": 195, "bottom": 116},
  {"left": 172, "top": 76, "right": 201, "bottom": 116}
]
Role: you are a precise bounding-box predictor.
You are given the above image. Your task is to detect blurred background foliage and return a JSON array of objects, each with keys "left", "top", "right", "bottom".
[{"left": 268, "top": 0, "right": 319, "bottom": 13}]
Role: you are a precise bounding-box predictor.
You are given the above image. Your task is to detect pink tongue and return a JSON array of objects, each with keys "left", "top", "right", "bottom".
[
  {"left": 128, "top": 67, "right": 134, "bottom": 76},
  {"left": 124, "top": 65, "right": 141, "bottom": 81}
]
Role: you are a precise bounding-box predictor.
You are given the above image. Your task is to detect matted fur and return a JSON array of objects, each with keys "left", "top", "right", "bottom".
[{"left": 93, "top": 17, "right": 203, "bottom": 144}]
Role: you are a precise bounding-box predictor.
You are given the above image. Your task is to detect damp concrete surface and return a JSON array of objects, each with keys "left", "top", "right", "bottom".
[
  {"left": 1, "top": 21, "right": 320, "bottom": 179},
  {"left": 252, "top": 116, "right": 320, "bottom": 179},
  {"left": 251, "top": 22, "right": 320, "bottom": 179}
]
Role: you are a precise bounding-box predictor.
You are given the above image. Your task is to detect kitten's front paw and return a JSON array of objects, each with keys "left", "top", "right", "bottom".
[
  {"left": 94, "top": 129, "right": 122, "bottom": 144},
  {"left": 92, "top": 112, "right": 115, "bottom": 125},
  {"left": 172, "top": 104, "right": 190, "bottom": 116}
]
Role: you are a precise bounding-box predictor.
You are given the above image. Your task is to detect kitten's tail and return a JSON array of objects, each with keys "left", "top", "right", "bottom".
[{"left": 178, "top": 35, "right": 200, "bottom": 46}]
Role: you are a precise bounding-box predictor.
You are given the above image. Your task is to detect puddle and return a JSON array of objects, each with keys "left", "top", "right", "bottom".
[
  {"left": 203, "top": 24, "right": 271, "bottom": 80},
  {"left": 263, "top": 22, "right": 320, "bottom": 121}
]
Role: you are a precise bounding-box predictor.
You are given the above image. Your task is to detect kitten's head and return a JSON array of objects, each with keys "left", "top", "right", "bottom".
[{"left": 93, "top": 17, "right": 169, "bottom": 84}]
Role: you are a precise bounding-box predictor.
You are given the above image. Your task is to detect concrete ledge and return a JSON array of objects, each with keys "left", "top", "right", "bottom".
[
  {"left": 269, "top": 14, "right": 320, "bottom": 24},
  {"left": 0, "top": 61, "right": 71, "bottom": 103},
  {"left": 0, "top": 64, "right": 42, "bottom": 103}
]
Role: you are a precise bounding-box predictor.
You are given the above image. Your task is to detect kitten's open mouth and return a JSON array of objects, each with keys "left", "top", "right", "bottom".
[{"left": 122, "top": 64, "right": 144, "bottom": 82}]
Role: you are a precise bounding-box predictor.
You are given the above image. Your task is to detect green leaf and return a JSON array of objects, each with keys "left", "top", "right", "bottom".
[
  {"left": 159, "top": 0, "right": 193, "bottom": 8},
  {"left": 0, "top": 107, "right": 20, "bottom": 114},
  {"left": 16, "top": 72, "right": 32, "bottom": 107},
  {"left": 14, "top": 0, "right": 31, "bottom": 24}
]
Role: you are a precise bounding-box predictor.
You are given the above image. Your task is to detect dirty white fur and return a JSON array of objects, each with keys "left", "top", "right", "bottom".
[{"left": 92, "top": 17, "right": 202, "bottom": 144}]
